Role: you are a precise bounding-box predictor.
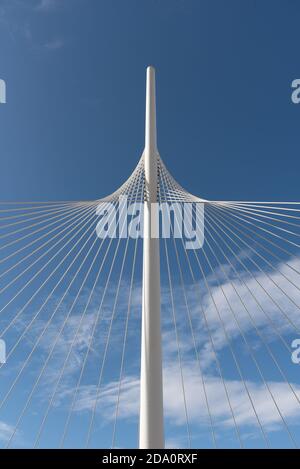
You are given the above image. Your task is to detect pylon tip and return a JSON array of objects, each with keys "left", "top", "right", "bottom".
[{"left": 147, "top": 65, "right": 156, "bottom": 74}]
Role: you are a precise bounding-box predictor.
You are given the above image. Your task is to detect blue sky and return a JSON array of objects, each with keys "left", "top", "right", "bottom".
[
  {"left": 1, "top": 0, "right": 300, "bottom": 202},
  {"left": 0, "top": 0, "right": 300, "bottom": 449}
]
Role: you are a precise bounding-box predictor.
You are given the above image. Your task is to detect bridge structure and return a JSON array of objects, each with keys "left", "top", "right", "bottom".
[{"left": 0, "top": 67, "right": 299, "bottom": 449}]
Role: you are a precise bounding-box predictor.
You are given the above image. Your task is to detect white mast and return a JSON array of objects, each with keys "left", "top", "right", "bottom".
[{"left": 139, "top": 66, "right": 164, "bottom": 449}]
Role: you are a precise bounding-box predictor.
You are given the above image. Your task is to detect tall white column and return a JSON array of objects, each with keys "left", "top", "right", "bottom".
[{"left": 139, "top": 66, "right": 164, "bottom": 449}]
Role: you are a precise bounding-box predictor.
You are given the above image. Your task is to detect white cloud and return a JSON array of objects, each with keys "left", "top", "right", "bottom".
[
  {"left": 2, "top": 252, "right": 300, "bottom": 447},
  {"left": 180, "top": 254, "right": 300, "bottom": 370},
  {"left": 0, "top": 420, "right": 19, "bottom": 444},
  {"left": 55, "top": 362, "right": 300, "bottom": 445}
]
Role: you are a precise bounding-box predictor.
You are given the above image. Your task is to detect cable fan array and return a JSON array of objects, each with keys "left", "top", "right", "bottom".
[{"left": 0, "top": 154, "right": 299, "bottom": 448}]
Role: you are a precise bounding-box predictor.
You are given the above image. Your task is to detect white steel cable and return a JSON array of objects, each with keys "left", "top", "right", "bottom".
[
  {"left": 0, "top": 202, "right": 83, "bottom": 227},
  {"left": 203, "top": 208, "right": 300, "bottom": 411},
  {"left": 0, "top": 203, "right": 96, "bottom": 291},
  {"left": 33, "top": 195, "right": 136, "bottom": 448},
  {"left": 84, "top": 173, "right": 144, "bottom": 449},
  {"left": 159, "top": 167, "right": 217, "bottom": 448},
  {"left": 0, "top": 202, "right": 93, "bottom": 267},
  {"left": 0, "top": 203, "right": 98, "bottom": 327},
  {"left": 207, "top": 206, "right": 300, "bottom": 330},
  {"left": 164, "top": 237, "right": 192, "bottom": 449},
  {"left": 110, "top": 237, "right": 139, "bottom": 449},
  {"left": 59, "top": 168, "right": 144, "bottom": 448},
  {"left": 0, "top": 204, "right": 107, "bottom": 368}
]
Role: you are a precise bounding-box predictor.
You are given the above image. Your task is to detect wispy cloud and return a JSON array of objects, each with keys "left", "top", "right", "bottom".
[
  {"left": 0, "top": 420, "right": 20, "bottom": 444},
  {"left": 1, "top": 252, "right": 300, "bottom": 447},
  {"left": 35, "top": 0, "right": 60, "bottom": 12},
  {"left": 54, "top": 363, "right": 300, "bottom": 445},
  {"left": 0, "top": 0, "right": 66, "bottom": 50}
]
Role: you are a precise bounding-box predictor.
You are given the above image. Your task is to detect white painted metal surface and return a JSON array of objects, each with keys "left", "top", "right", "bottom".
[{"left": 139, "top": 66, "right": 164, "bottom": 449}]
